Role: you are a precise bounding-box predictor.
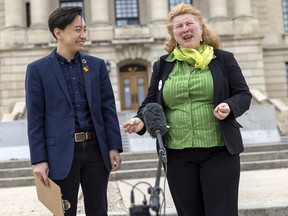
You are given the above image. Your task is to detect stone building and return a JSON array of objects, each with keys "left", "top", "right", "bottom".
[{"left": 0, "top": 0, "right": 287, "bottom": 133}]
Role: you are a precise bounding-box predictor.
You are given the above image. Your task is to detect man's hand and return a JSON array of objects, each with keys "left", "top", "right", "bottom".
[
  {"left": 32, "top": 162, "right": 50, "bottom": 187},
  {"left": 109, "top": 150, "right": 122, "bottom": 171}
]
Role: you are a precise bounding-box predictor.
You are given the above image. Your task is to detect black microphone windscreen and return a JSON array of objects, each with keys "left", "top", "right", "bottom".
[{"left": 143, "top": 103, "right": 167, "bottom": 138}]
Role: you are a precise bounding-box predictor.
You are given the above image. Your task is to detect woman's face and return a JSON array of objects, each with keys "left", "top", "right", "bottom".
[{"left": 172, "top": 14, "right": 203, "bottom": 49}]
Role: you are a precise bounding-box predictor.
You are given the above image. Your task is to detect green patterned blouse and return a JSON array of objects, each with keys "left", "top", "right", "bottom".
[{"left": 163, "top": 57, "right": 224, "bottom": 149}]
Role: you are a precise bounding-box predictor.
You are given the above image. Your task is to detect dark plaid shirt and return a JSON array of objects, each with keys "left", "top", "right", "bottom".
[{"left": 55, "top": 50, "right": 94, "bottom": 132}]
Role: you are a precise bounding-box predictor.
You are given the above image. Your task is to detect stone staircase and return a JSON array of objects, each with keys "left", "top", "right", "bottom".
[
  {"left": 0, "top": 142, "right": 288, "bottom": 188},
  {"left": 0, "top": 160, "right": 32, "bottom": 187}
]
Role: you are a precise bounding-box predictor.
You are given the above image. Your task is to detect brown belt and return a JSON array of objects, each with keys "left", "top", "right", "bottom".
[{"left": 74, "top": 131, "right": 96, "bottom": 142}]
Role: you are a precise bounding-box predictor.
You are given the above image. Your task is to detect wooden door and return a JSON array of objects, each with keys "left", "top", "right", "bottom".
[{"left": 119, "top": 64, "right": 148, "bottom": 110}]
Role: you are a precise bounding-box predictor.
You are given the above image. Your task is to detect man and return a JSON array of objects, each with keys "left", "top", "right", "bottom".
[{"left": 25, "top": 6, "right": 122, "bottom": 216}]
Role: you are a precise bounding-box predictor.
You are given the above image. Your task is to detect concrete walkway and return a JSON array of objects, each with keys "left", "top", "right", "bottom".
[
  {"left": 116, "top": 168, "right": 288, "bottom": 215},
  {"left": 0, "top": 168, "right": 288, "bottom": 216},
  {"left": 1, "top": 140, "right": 288, "bottom": 215}
]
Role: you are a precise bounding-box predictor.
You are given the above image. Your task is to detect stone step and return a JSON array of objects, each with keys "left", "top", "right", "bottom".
[
  {"left": 2, "top": 156, "right": 288, "bottom": 182},
  {"left": 2, "top": 149, "right": 287, "bottom": 179},
  {"left": 0, "top": 176, "right": 34, "bottom": 188},
  {"left": 241, "top": 159, "right": 288, "bottom": 171},
  {"left": 121, "top": 159, "right": 158, "bottom": 170},
  {"left": 110, "top": 168, "right": 165, "bottom": 181},
  {"left": 0, "top": 160, "right": 30, "bottom": 169},
  {"left": 110, "top": 159, "right": 288, "bottom": 181},
  {"left": 1, "top": 148, "right": 288, "bottom": 170},
  {"left": 243, "top": 142, "right": 288, "bottom": 153},
  {"left": 241, "top": 149, "right": 288, "bottom": 162},
  {"left": 0, "top": 142, "right": 288, "bottom": 188},
  {"left": 121, "top": 151, "right": 158, "bottom": 161},
  {"left": 117, "top": 150, "right": 288, "bottom": 171},
  {"left": 1, "top": 142, "right": 287, "bottom": 170},
  {"left": 121, "top": 143, "right": 288, "bottom": 163},
  {"left": 1, "top": 158, "right": 288, "bottom": 188},
  {"left": 0, "top": 167, "right": 32, "bottom": 178}
]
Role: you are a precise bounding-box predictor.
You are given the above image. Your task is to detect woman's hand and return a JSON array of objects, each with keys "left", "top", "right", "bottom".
[
  {"left": 123, "top": 117, "right": 144, "bottom": 133},
  {"left": 213, "top": 102, "right": 231, "bottom": 120}
]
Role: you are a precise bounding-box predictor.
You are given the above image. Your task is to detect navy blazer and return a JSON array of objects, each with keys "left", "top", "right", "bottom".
[
  {"left": 136, "top": 49, "right": 252, "bottom": 155},
  {"left": 25, "top": 51, "right": 123, "bottom": 180}
]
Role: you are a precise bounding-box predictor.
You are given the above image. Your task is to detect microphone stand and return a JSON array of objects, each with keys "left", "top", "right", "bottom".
[
  {"left": 129, "top": 130, "right": 167, "bottom": 216},
  {"left": 155, "top": 131, "right": 167, "bottom": 164},
  {"left": 149, "top": 130, "right": 167, "bottom": 215}
]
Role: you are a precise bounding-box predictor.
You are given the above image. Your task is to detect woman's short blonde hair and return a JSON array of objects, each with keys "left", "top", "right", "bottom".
[{"left": 164, "top": 3, "right": 222, "bottom": 53}]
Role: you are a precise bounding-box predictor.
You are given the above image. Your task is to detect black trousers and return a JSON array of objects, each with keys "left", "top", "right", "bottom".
[
  {"left": 54, "top": 139, "right": 109, "bottom": 216},
  {"left": 166, "top": 146, "right": 240, "bottom": 216}
]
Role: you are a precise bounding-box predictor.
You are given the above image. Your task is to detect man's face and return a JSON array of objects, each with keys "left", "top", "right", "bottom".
[{"left": 56, "top": 15, "right": 87, "bottom": 54}]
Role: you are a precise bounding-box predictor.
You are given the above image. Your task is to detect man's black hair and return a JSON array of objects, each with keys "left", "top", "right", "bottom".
[{"left": 48, "top": 6, "right": 84, "bottom": 39}]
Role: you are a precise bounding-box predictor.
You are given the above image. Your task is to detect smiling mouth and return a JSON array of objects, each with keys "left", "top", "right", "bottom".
[
  {"left": 77, "top": 41, "right": 85, "bottom": 45},
  {"left": 183, "top": 35, "right": 193, "bottom": 40}
]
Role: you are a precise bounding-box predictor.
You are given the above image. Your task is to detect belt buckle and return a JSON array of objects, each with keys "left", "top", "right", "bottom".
[{"left": 75, "top": 132, "right": 85, "bottom": 142}]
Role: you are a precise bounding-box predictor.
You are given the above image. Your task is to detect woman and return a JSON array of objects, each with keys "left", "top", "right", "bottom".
[{"left": 123, "top": 3, "right": 251, "bottom": 216}]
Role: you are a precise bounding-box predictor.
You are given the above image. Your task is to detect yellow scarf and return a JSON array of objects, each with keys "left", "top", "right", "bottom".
[{"left": 172, "top": 44, "right": 214, "bottom": 70}]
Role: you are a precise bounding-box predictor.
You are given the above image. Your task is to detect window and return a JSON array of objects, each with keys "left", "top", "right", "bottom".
[
  {"left": 169, "top": 0, "right": 193, "bottom": 11},
  {"left": 60, "top": 0, "right": 83, "bottom": 7},
  {"left": 286, "top": 63, "right": 288, "bottom": 96},
  {"left": 25, "top": 2, "right": 31, "bottom": 27},
  {"left": 283, "top": 0, "right": 288, "bottom": 32},
  {"left": 115, "top": 0, "right": 139, "bottom": 26}
]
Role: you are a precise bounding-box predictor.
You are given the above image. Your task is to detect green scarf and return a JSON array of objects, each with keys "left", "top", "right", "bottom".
[{"left": 172, "top": 44, "right": 214, "bottom": 70}]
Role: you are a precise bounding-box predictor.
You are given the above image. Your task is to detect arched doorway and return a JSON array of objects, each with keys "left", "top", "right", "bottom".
[{"left": 119, "top": 64, "right": 148, "bottom": 110}]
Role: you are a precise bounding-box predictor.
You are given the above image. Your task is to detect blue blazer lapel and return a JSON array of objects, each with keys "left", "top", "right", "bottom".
[
  {"left": 47, "top": 52, "right": 73, "bottom": 106},
  {"left": 79, "top": 53, "right": 92, "bottom": 105}
]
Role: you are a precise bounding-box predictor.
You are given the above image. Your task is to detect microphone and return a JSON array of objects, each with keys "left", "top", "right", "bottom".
[
  {"left": 143, "top": 103, "right": 168, "bottom": 164},
  {"left": 142, "top": 103, "right": 168, "bottom": 138},
  {"left": 143, "top": 103, "right": 168, "bottom": 214}
]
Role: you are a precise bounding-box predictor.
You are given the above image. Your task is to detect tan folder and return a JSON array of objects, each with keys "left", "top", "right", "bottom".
[{"left": 33, "top": 173, "right": 65, "bottom": 216}]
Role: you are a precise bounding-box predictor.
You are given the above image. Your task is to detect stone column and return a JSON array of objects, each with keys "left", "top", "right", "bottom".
[
  {"left": 30, "top": 0, "right": 50, "bottom": 29},
  {"left": 208, "top": 0, "right": 233, "bottom": 36},
  {"left": 150, "top": 0, "right": 168, "bottom": 24},
  {"left": 90, "top": 1, "right": 110, "bottom": 26},
  {"left": 234, "top": 0, "right": 252, "bottom": 18},
  {"left": 89, "top": 1, "right": 112, "bottom": 41},
  {"left": 0, "top": 0, "right": 26, "bottom": 49},
  {"left": 234, "top": 0, "right": 259, "bottom": 35},
  {"left": 150, "top": 0, "right": 168, "bottom": 38},
  {"left": 4, "top": 0, "right": 25, "bottom": 28},
  {"left": 209, "top": 0, "right": 228, "bottom": 21},
  {"left": 28, "top": 0, "right": 51, "bottom": 44}
]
